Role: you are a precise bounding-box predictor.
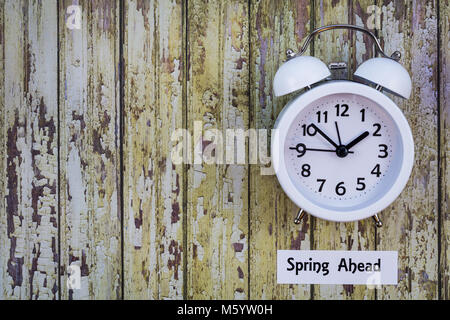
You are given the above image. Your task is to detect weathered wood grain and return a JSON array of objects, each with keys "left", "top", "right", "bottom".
[
  {"left": 0, "top": 0, "right": 5, "bottom": 300},
  {"left": 0, "top": 0, "right": 59, "bottom": 299},
  {"left": 123, "top": 0, "right": 184, "bottom": 299},
  {"left": 311, "top": 0, "right": 376, "bottom": 300},
  {"left": 377, "top": 0, "right": 439, "bottom": 299},
  {"left": 0, "top": 0, "right": 446, "bottom": 301},
  {"left": 59, "top": 0, "right": 121, "bottom": 299},
  {"left": 439, "top": 0, "right": 449, "bottom": 301},
  {"left": 187, "top": 0, "right": 249, "bottom": 299},
  {"left": 249, "top": 0, "right": 312, "bottom": 300}
]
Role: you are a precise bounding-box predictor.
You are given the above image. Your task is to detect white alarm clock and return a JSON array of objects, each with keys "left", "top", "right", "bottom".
[{"left": 271, "top": 25, "right": 414, "bottom": 226}]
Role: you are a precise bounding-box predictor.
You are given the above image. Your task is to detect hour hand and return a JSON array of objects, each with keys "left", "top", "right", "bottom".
[
  {"left": 345, "top": 131, "right": 370, "bottom": 150},
  {"left": 309, "top": 124, "right": 339, "bottom": 148}
]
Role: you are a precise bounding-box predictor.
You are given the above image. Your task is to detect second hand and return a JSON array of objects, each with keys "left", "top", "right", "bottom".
[{"left": 335, "top": 121, "right": 342, "bottom": 145}]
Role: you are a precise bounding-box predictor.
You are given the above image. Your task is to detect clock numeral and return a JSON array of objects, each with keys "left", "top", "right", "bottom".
[
  {"left": 289, "top": 143, "right": 306, "bottom": 157},
  {"left": 301, "top": 164, "right": 311, "bottom": 177},
  {"left": 316, "top": 179, "right": 326, "bottom": 192},
  {"left": 356, "top": 177, "right": 366, "bottom": 191},
  {"left": 335, "top": 181, "right": 346, "bottom": 196},
  {"left": 360, "top": 109, "right": 366, "bottom": 122},
  {"left": 301, "top": 124, "right": 317, "bottom": 136},
  {"left": 316, "top": 110, "right": 328, "bottom": 123},
  {"left": 335, "top": 104, "right": 349, "bottom": 117},
  {"left": 373, "top": 123, "right": 382, "bottom": 136},
  {"left": 371, "top": 164, "right": 381, "bottom": 177},
  {"left": 378, "top": 144, "right": 388, "bottom": 158}
]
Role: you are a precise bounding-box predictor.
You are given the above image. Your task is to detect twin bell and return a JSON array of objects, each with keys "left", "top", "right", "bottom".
[{"left": 273, "top": 24, "right": 412, "bottom": 100}]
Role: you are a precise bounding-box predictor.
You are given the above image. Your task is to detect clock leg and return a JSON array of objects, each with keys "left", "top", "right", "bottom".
[
  {"left": 372, "top": 214, "right": 383, "bottom": 228},
  {"left": 294, "top": 209, "right": 306, "bottom": 224}
]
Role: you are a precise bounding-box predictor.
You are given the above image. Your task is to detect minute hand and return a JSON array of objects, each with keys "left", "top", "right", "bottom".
[
  {"left": 310, "top": 124, "right": 338, "bottom": 148},
  {"left": 345, "top": 131, "right": 370, "bottom": 150}
]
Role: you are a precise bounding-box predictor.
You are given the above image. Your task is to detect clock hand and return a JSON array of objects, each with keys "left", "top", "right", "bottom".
[
  {"left": 306, "top": 148, "right": 336, "bottom": 152},
  {"left": 345, "top": 131, "right": 370, "bottom": 150},
  {"left": 289, "top": 143, "right": 353, "bottom": 157},
  {"left": 306, "top": 147, "right": 353, "bottom": 153},
  {"left": 335, "top": 121, "right": 342, "bottom": 145},
  {"left": 309, "top": 124, "right": 339, "bottom": 148}
]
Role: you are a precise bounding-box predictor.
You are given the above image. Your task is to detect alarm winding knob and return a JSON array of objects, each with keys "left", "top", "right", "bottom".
[{"left": 286, "top": 49, "right": 296, "bottom": 59}]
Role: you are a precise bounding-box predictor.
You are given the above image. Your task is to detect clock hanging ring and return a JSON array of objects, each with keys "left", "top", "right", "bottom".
[{"left": 271, "top": 24, "right": 414, "bottom": 227}]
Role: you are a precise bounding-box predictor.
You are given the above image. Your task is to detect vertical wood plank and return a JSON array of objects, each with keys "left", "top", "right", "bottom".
[
  {"left": 59, "top": 0, "right": 90, "bottom": 299},
  {"left": 187, "top": 0, "right": 249, "bottom": 299},
  {"left": 377, "top": 0, "right": 438, "bottom": 299},
  {"left": 351, "top": 1, "right": 377, "bottom": 69},
  {"left": 26, "top": 0, "right": 59, "bottom": 300},
  {"left": 249, "top": 0, "right": 312, "bottom": 300},
  {"left": 59, "top": 0, "right": 121, "bottom": 299},
  {"left": 439, "top": 0, "right": 449, "bottom": 300},
  {"left": 311, "top": 0, "right": 376, "bottom": 300},
  {"left": 123, "top": 0, "right": 184, "bottom": 299},
  {"left": 0, "top": 0, "right": 59, "bottom": 299},
  {"left": 0, "top": 0, "right": 5, "bottom": 300}
]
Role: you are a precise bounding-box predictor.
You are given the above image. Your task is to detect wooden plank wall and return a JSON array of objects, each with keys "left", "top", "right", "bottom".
[
  {"left": 0, "top": 0, "right": 59, "bottom": 299},
  {"left": 123, "top": 0, "right": 184, "bottom": 299},
  {"left": 186, "top": 0, "right": 249, "bottom": 299},
  {"left": 59, "top": 0, "right": 122, "bottom": 300},
  {"left": 376, "top": 0, "right": 439, "bottom": 300},
  {"left": 0, "top": 0, "right": 447, "bottom": 300},
  {"left": 249, "top": 0, "right": 312, "bottom": 300},
  {"left": 439, "top": 0, "right": 449, "bottom": 300}
]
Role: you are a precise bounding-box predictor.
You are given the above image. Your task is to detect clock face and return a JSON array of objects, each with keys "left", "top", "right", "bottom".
[{"left": 284, "top": 92, "right": 403, "bottom": 211}]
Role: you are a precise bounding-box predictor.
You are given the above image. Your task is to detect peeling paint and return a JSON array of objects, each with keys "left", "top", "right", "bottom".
[
  {"left": 376, "top": 0, "right": 439, "bottom": 300},
  {"left": 187, "top": 0, "right": 249, "bottom": 299},
  {"left": 60, "top": 0, "right": 121, "bottom": 300},
  {"left": 0, "top": 0, "right": 445, "bottom": 301},
  {"left": 123, "top": 0, "right": 184, "bottom": 299},
  {"left": 1, "top": 0, "right": 59, "bottom": 300}
]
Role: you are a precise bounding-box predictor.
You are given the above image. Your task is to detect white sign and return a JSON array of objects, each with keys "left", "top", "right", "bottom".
[{"left": 277, "top": 250, "right": 397, "bottom": 285}]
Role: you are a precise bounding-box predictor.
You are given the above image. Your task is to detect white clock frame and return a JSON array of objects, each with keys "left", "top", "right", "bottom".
[{"left": 272, "top": 81, "right": 414, "bottom": 222}]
